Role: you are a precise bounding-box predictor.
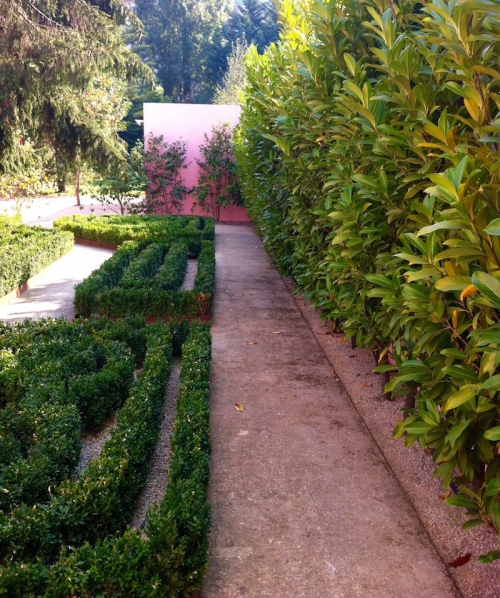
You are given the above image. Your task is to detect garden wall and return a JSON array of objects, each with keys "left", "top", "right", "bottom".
[{"left": 143, "top": 103, "right": 249, "bottom": 222}]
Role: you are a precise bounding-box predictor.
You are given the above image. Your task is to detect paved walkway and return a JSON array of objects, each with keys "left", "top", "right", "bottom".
[
  {"left": 0, "top": 244, "right": 113, "bottom": 322},
  {"left": 203, "top": 224, "right": 458, "bottom": 598}
]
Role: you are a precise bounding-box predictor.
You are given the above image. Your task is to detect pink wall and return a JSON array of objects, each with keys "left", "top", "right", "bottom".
[{"left": 143, "top": 103, "right": 250, "bottom": 222}]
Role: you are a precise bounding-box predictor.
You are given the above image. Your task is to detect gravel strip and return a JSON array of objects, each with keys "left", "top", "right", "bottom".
[
  {"left": 180, "top": 258, "right": 198, "bottom": 291},
  {"left": 130, "top": 358, "right": 181, "bottom": 531},
  {"left": 75, "top": 414, "right": 117, "bottom": 476},
  {"left": 285, "top": 279, "right": 500, "bottom": 598}
]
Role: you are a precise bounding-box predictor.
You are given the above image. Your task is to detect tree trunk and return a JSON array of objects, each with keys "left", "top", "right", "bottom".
[
  {"left": 472, "top": 467, "right": 485, "bottom": 494},
  {"left": 75, "top": 167, "right": 81, "bottom": 207}
]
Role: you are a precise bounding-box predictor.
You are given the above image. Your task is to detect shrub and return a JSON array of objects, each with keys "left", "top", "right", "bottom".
[
  {"left": 0, "top": 224, "right": 73, "bottom": 298},
  {"left": 236, "top": 0, "right": 500, "bottom": 561},
  {"left": 0, "top": 321, "right": 212, "bottom": 597},
  {"left": 144, "top": 134, "right": 190, "bottom": 214}
]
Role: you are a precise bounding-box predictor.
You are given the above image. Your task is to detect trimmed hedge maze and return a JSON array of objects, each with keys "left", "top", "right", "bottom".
[
  {"left": 74, "top": 240, "right": 215, "bottom": 319},
  {"left": 0, "top": 318, "right": 212, "bottom": 597},
  {"left": 0, "top": 222, "right": 73, "bottom": 299},
  {"left": 53, "top": 214, "right": 215, "bottom": 246}
]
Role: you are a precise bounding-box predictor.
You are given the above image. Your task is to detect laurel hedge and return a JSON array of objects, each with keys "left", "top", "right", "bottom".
[{"left": 236, "top": 0, "right": 500, "bottom": 560}]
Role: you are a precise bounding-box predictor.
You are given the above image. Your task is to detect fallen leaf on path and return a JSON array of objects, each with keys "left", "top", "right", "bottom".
[
  {"left": 271, "top": 331, "right": 282, "bottom": 334},
  {"left": 234, "top": 403, "right": 244, "bottom": 411},
  {"left": 331, "top": 369, "right": 336, "bottom": 376},
  {"left": 246, "top": 341, "right": 258, "bottom": 345},
  {"left": 338, "top": 338, "right": 348, "bottom": 343},
  {"left": 448, "top": 553, "right": 471, "bottom": 568},
  {"left": 439, "top": 490, "right": 452, "bottom": 501},
  {"left": 360, "top": 383, "right": 371, "bottom": 388}
]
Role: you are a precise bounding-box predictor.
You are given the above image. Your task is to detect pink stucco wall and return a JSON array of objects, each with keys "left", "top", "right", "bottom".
[{"left": 143, "top": 103, "right": 250, "bottom": 222}]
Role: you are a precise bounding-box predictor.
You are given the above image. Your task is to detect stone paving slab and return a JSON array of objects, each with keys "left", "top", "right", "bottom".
[
  {"left": 0, "top": 244, "right": 113, "bottom": 322},
  {"left": 203, "top": 224, "right": 459, "bottom": 598}
]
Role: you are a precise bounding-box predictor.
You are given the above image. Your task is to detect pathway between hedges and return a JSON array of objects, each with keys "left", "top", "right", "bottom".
[
  {"left": 0, "top": 244, "right": 113, "bottom": 322},
  {"left": 203, "top": 224, "right": 459, "bottom": 598}
]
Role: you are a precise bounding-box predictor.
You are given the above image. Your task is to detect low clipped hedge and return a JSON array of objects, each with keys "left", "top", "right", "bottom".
[
  {"left": 0, "top": 322, "right": 172, "bottom": 566},
  {"left": 0, "top": 320, "right": 137, "bottom": 515},
  {"left": 54, "top": 214, "right": 215, "bottom": 245},
  {"left": 75, "top": 239, "right": 215, "bottom": 320},
  {"left": 0, "top": 223, "right": 73, "bottom": 298},
  {"left": 157, "top": 241, "right": 189, "bottom": 291},
  {"left": 0, "top": 321, "right": 212, "bottom": 597}
]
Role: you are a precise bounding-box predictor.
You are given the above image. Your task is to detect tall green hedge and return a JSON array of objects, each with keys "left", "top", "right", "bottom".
[{"left": 236, "top": 0, "right": 500, "bottom": 560}]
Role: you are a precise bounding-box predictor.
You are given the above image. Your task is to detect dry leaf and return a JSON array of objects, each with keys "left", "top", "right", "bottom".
[
  {"left": 361, "top": 383, "right": 371, "bottom": 388},
  {"left": 331, "top": 369, "right": 336, "bottom": 376},
  {"left": 246, "top": 341, "right": 258, "bottom": 345},
  {"left": 461, "top": 284, "right": 477, "bottom": 302},
  {"left": 396, "top": 417, "right": 404, "bottom": 423},
  {"left": 448, "top": 553, "right": 471, "bottom": 568},
  {"left": 271, "top": 331, "right": 282, "bottom": 334},
  {"left": 338, "top": 338, "right": 348, "bottom": 343},
  {"left": 439, "top": 490, "right": 452, "bottom": 501},
  {"left": 234, "top": 403, "right": 244, "bottom": 411}
]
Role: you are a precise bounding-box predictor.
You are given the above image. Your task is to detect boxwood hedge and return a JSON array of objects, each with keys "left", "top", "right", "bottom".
[
  {"left": 0, "top": 321, "right": 212, "bottom": 598},
  {"left": 0, "top": 223, "right": 73, "bottom": 299},
  {"left": 53, "top": 214, "right": 215, "bottom": 245}
]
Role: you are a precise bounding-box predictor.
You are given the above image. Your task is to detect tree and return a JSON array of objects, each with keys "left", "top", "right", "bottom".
[
  {"left": 0, "top": 0, "right": 154, "bottom": 179},
  {"left": 144, "top": 134, "right": 189, "bottom": 214},
  {"left": 213, "top": 38, "right": 249, "bottom": 105},
  {"left": 133, "top": 0, "right": 231, "bottom": 102},
  {"left": 120, "top": 84, "right": 169, "bottom": 151},
  {"left": 194, "top": 123, "right": 241, "bottom": 221},
  {"left": 205, "top": 0, "right": 279, "bottom": 95},
  {"left": 92, "top": 140, "right": 146, "bottom": 215}
]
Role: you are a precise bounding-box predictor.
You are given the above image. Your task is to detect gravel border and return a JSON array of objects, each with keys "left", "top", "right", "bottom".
[{"left": 285, "top": 279, "right": 500, "bottom": 598}]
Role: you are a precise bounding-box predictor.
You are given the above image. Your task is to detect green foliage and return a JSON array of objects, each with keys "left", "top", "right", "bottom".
[
  {"left": 237, "top": 0, "right": 500, "bottom": 559},
  {"left": 54, "top": 214, "right": 213, "bottom": 246},
  {"left": 0, "top": 224, "right": 73, "bottom": 298},
  {"left": 195, "top": 123, "right": 242, "bottom": 221},
  {"left": 120, "top": 84, "right": 170, "bottom": 151},
  {"left": 157, "top": 241, "right": 189, "bottom": 291},
  {"left": 0, "top": 320, "right": 212, "bottom": 597},
  {"left": 0, "top": 0, "right": 154, "bottom": 175},
  {"left": 213, "top": 38, "right": 249, "bottom": 105},
  {"left": 67, "top": 216, "right": 215, "bottom": 319},
  {"left": 0, "top": 321, "right": 172, "bottom": 565},
  {"left": 91, "top": 140, "right": 147, "bottom": 215},
  {"left": 133, "top": 0, "right": 232, "bottom": 102},
  {"left": 144, "top": 135, "right": 190, "bottom": 214},
  {"left": 119, "top": 243, "right": 167, "bottom": 289}
]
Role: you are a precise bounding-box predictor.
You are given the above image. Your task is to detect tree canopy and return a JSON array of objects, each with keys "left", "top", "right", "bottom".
[{"left": 0, "top": 0, "right": 154, "bottom": 173}]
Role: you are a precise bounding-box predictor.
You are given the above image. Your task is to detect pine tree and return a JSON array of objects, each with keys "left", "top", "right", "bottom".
[
  {"left": 133, "top": 0, "right": 232, "bottom": 102},
  {"left": 0, "top": 0, "right": 154, "bottom": 174}
]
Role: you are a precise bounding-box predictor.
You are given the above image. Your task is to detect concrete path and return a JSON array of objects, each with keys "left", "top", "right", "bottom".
[
  {"left": 203, "top": 224, "right": 458, "bottom": 598},
  {"left": 0, "top": 244, "right": 113, "bottom": 322}
]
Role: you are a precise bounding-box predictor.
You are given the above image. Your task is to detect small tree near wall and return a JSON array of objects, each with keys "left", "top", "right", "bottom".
[
  {"left": 194, "top": 123, "right": 241, "bottom": 221},
  {"left": 145, "top": 133, "right": 189, "bottom": 214}
]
